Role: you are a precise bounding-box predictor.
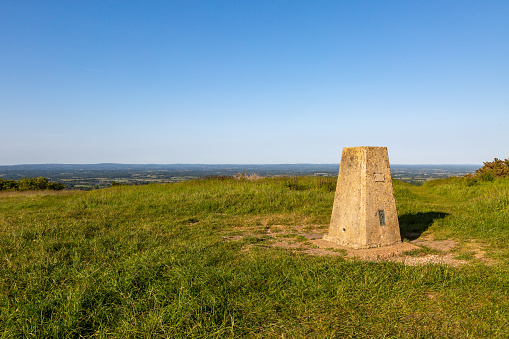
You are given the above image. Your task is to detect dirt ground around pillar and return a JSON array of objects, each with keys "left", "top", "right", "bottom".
[{"left": 222, "top": 222, "right": 496, "bottom": 267}]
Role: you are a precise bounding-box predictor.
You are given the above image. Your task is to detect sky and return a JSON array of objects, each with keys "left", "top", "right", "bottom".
[{"left": 1, "top": 1, "right": 508, "bottom": 165}]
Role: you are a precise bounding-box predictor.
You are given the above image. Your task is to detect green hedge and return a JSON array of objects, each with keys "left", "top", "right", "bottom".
[{"left": 0, "top": 177, "right": 65, "bottom": 191}]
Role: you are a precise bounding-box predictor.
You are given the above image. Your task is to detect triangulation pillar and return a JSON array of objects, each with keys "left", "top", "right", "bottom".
[{"left": 323, "top": 146, "right": 401, "bottom": 249}]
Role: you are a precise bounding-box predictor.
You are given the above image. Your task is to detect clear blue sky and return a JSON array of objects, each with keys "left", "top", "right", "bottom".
[{"left": 1, "top": 1, "right": 507, "bottom": 165}]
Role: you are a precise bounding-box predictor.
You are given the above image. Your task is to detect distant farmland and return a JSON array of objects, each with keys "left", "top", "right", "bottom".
[{"left": 0, "top": 163, "right": 479, "bottom": 189}]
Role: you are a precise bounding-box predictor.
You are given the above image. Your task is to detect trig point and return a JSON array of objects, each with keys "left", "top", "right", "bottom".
[{"left": 323, "top": 146, "right": 402, "bottom": 249}]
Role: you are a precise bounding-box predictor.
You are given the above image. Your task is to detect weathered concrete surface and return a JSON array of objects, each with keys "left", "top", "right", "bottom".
[{"left": 323, "top": 146, "right": 401, "bottom": 249}]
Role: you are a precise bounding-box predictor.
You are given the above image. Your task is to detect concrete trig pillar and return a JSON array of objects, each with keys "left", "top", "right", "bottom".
[{"left": 323, "top": 146, "right": 401, "bottom": 249}]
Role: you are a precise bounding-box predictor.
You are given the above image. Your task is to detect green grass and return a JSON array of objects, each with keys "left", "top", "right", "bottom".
[
  {"left": 1, "top": 176, "right": 508, "bottom": 337},
  {"left": 403, "top": 245, "right": 443, "bottom": 257}
]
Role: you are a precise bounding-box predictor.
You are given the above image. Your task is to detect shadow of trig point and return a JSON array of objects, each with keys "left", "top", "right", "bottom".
[{"left": 323, "top": 146, "right": 402, "bottom": 249}]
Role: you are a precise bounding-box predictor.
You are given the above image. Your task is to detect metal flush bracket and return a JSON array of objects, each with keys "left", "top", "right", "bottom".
[{"left": 378, "top": 209, "right": 386, "bottom": 226}]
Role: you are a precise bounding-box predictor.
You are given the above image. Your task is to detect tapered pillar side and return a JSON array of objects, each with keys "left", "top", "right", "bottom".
[{"left": 324, "top": 146, "right": 401, "bottom": 249}]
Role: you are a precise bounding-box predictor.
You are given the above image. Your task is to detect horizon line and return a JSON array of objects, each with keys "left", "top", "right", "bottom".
[{"left": 0, "top": 162, "right": 482, "bottom": 167}]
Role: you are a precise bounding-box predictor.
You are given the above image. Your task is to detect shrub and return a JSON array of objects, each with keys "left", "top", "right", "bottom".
[
  {"left": 0, "top": 177, "right": 65, "bottom": 191},
  {"left": 0, "top": 178, "right": 19, "bottom": 191},
  {"left": 475, "top": 158, "right": 509, "bottom": 178}
]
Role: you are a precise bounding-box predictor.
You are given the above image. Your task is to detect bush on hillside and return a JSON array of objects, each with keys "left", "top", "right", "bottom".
[
  {"left": 0, "top": 178, "right": 19, "bottom": 190},
  {"left": 475, "top": 158, "right": 509, "bottom": 178},
  {"left": 0, "top": 177, "right": 65, "bottom": 191},
  {"left": 463, "top": 158, "right": 509, "bottom": 185}
]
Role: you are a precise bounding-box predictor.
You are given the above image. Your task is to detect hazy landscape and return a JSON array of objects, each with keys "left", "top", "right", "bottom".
[{"left": 0, "top": 164, "right": 479, "bottom": 190}]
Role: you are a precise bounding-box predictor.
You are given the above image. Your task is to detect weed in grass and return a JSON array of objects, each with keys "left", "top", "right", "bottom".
[
  {"left": 241, "top": 235, "right": 270, "bottom": 245},
  {"left": 454, "top": 251, "right": 475, "bottom": 261},
  {"left": 294, "top": 235, "right": 308, "bottom": 242},
  {"left": 184, "top": 217, "right": 199, "bottom": 224},
  {"left": 282, "top": 176, "right": 307, "bottom": 191},
  {"left": 404, "top": 245, "right": 443, "bottom": 257},
  {"left": 316, "top": 177, "right": 337, "bottom": 192},
  {"left": 325, "top": 247, "right": 348, "bottom": 256}
]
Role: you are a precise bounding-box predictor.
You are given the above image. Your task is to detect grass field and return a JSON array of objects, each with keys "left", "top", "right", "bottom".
[{"left": 1, "top": 176, "right": 508, "bottom": 338}]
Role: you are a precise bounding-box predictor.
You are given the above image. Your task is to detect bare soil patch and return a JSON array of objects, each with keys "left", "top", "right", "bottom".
[{"left": 222, "top": 225, "right": 496, "bottom": 266}]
